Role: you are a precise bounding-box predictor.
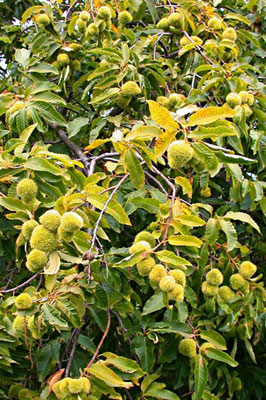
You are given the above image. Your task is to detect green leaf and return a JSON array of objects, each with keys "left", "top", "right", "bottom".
[
  {"left": 67, "top": 117, "right": 89, "bottom": 139},
  {"left": 148, "top": 100, "right": 179, "bottom": 132},
  {"left": 15, "top": 124, "right": 37, "bottom": 155},
  {"left": 202, "top": 392, "right": 219, "bottom": 400},
  {"left": 36, "top": 345, "right": 52, "bottom": 380},
  {"left": 155, "top": 250, "right": 190, "bottom": 268},
  {"left": 144, "top": 0, "right": 158, "bottom": 24},
  {"left": 205, "top": 218, "right": 219, "bottom": 245},
  {"left": 186, "top": 105, "right": 235, "bottom": 127},
  {"left": 148, "top": 322, "right": 191, "bottom": 336},
  {"left": 177, "top": 215, "right": 206, "bottom": 227},
  {"left": 142, "top": 292, "right": 164, "bottom": 316},
  {"left": 200, "top": 331, "right": 227, "bottom": 350},
  {"left": 0, "top": 197, "right": 26, "bottom": 212},
  {"left": 168, "top": 235, "right": 203, "bottom": 248},
  {"left": 87, "top": 48, "right": 122, "bottom": 59},
  {"left": 33, "top": 101, "right": 67, "bottom": 126},
  {"left": 15, "top": 48, "right": 30, "bottom": 69},
  {"left": 42, "top": 303, "right": 68, "bottom": 329},
  {"left": 86, "top": 194, "right": 131, "bottom": 225},
  {"left": 194, "top": 355, "right": 208, "bottom": 400},
  {"left": 141, "top": 373, "right": 161, "bottom": 393},
  {"left": 112, "top": 252, "right": 143, "bottom": 268},
  {"left": 130, "top": 197, "right": 160, "bottom": 213},
  {"left": 238, "top": 29, "right": 260, "bottom": 47},
  {"left": 219, "top": 219, "right": 237, "bottom": 252},
  {"left": 192, "top": 143, "right": 218, "bottom": 176},
  {"left": 30, "top": 91, "right": 65, "bottom": 106},
  {"left": 29, "top": 63, "right": 59, "bottom": 75},
  {"left": 188, "top": 121, "right": 238, "bottom": 139},
  {"left": 125, "top": 149, "right": 145, "bottom": 189},
  {"left": 244, "top": 339, "right": 257, "bottom": 364},
  {"left": 89, "top": 88, "right": 120, "bottom": 105},
  {"left": 88, "top": 363, "right": 133, "bottom": 388},
  {"left": 24, "top": 157, "right": 62, "bottom": 175},
  {"left": 144, "top": 382, "right": 180, "bottom": 399},
  {"left": 205, "top": 348, "right": 238, "bottom": 367},
  {"left": 216, "top": 151, "right": 257, "bottom": 164},
  {"left": 102, "top": 353, "right": 144, "bottom": 374},
  {"left": 223, "top": 211, "right": 261, "bottom": 233},
  {"left": 134, "top": 335, "right": 155, "bottom": 373},
  {"left": 224, "top": 12, "right": 251, "bottom": 25}
]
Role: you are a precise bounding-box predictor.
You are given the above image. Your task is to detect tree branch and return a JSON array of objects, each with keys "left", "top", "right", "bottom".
[
  {"left": 87, "top": 174, "right": 129, "bottom": 253},
  {"left": 83, "top": 308, "right": 111, "bottom": 371},
  {"left": 0, "top": 273, "right": 39, "bottom": 294},
  {"left": 49, "top": 123, "right": 90, "bottom": 175},
  {"left": 65, "top": 328, "right": 81, "bottom": 377}
]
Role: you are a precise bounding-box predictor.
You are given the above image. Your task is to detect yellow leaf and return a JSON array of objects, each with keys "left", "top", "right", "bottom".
[
  {"left": 84, "top": 139, "right": 110, "bottom": 151},
  {"left": 154, "top": 130, "right": 176, "bottom": 157},
  {"left": 175, "top": 177, "right": 193, "bottom": 198},
  {"left": 185, "top": 104, "right": 236, "bottom": 127},
  {"left": 168, "top": 235, "right": 203, "bottom": 248},
  {"left": 88, "top": 363, "right": 133, "bottom": 388},
  {"left": 126, "top": 126, "right": 162, "bottom": 141},
  {"left": 148, "top": 100, "right": 179, "bottom": 132}
]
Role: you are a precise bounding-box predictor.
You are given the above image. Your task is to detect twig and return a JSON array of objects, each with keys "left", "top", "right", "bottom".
[
  {"left": 59, "top": 328, "right": 78, "bottom": 368},
  {"left": 0, "top": 273, "right": 39, "bottom": 294},
  {"left": 88, "top": 152, "right": 119, "bottom": 176},
  {"left": 152, "top": 165, "right": 191, "bottom": 206},
  {"left": 71, "top": 93, "right": 92, "bottom": 113},
  {"left": 144, "top": 171, "right": 168, "bottom": 195},
  {"left": 36, "top": 275, "right": 43, "bottom": 291},
  {"left": 152, "top": 165, "right": 175, "bottom": 191},
  {"left": 88, "top": 174, "right": 129, "bottom": 252},
  {"left": 83, "top": 308, "right": 111, "bottom": 371},
  {"left": 183, "top": 31, "right": 215, "bottom": 65},
  {"left": 65, "top": 328, "right": 81, "bottom": 377},
  {"left": 49, "top": 123, "right": 90, "bottom": 175},
  {"left": 95, "top": 237, "right": 109, "bottom": 276},
  {"left": 163, "top": 186, "right": 176, "bottom": 248}
]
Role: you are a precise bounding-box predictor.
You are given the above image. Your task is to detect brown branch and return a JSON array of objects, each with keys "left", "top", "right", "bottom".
[
  {"left": 83, "top": 308, "right": 111, "bottom": 372},
  {"left": 49, "top": 123, "right": 90, "bottom": 175},
  {"left": 65, "top": 328, "right": 81, "bottom": 377},
  {"left": 0, "top": 273, "right": 39, "bottom": 294},
  {"left": 163, "top": 186, "right": 177, "bottom": 249},
  {"left": 144, "top": 171, "right": 168, "bottom": 195}
]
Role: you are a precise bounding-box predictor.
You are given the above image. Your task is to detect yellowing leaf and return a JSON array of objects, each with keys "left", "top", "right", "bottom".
[
  {"left": 154, "top": 130, "right": 176, "bottom": 157},
  {"left": 88, "top": 362, "right": 133, "bottom": 388},
  {"left": 186, "top": 104, "right": 236, "bottom": 127},
  {"left": 155, "top": 250, "right": 190, "bottom": 268},
  {"left": 175, "top": 177, "right": 192, "bottom": 198},
  {"left": 148, "top": 100, "right": 179, "bottom": 132},
  {"left": 84, "top": 139, "right": 111, "bottom": 151},
  {"left": 223, "top": 211, "right": 261, "bottom": 233},
  {"left": 168, "top": 235, "right": 203, "bottom": 248},
  {"left": 188, "top": 121, "right": 238, "bottom": 139},
  {"left": 177, "top": 215, "right": 206, "bottom": 227},
  {"left": 45, "top": 252, "right": 61, "bottom": 275},
  {"left": 126, "top": 126, "right": 162, "bottom": 141},
  {"left": 86, "top": 194, "right": 131, "bottom": 225}
]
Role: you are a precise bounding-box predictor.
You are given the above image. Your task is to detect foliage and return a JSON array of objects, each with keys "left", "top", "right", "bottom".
[{"left": 0, "top": 0, "right": 266, "bottom": 399}]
